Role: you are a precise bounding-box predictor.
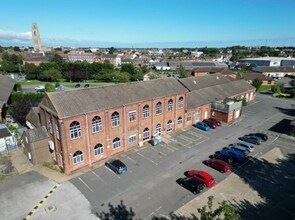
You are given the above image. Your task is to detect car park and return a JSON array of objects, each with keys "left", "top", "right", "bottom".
[
  {"left": 239, "top": 135, "right": 262, "bottom": 145},
  {"left": 75, "top": 84, "right": 81, "bottom": 88},
  {"left": 220, "top": 148, "right": 246, "bottom": 162},
  {"left": 203, "top": 119, "right": 217, "bottom": 129},
  {"left": 105, "top": 159, "right": 127, "bottom": 174},
  {"left": 204, "top": 159, "right": 231, "bottom": 173},
  {"left": 249, "top": 133, "right": 268, "bottom": 141},
  {"left": 193, "top": 122, "right": 210, "bottom": 131},
  {"left": 176, "top": 177, "right": 204, "bottom": 194},
  {"left": 208, "top": 118, "right": 222, "bottom": 126},
  {"left": 187, "top": 170, "right": 215, "bottom": 187}
]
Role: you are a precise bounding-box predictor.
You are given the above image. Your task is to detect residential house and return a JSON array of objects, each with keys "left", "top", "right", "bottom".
[
  {"left": 253, "top": 66, "right": 295, "bottom": 78},
  {"left": 242, "top": 72, "right": 274, "bottom": 85},
  {"left": 0, "top": 75, "right": 15, "bottom": 123},
  {"left": 100, "top": 54, "right": 121, "bottom": 66}
]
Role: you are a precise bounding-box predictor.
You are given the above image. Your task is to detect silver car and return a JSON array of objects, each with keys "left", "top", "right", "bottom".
[{"left": 230, "top": 142, "right": 254, "bottom": 152}]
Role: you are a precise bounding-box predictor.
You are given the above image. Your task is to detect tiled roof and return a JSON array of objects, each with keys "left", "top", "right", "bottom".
[
  {"left": 101, "top": 54, "right": 118, "bottom": 58},
  {"left": 40, "top": 78, "right": 188, "bottom": 119},
  {"left": 0, "top": 126, "right": 12, "bottom": 139},
  {"left": 187, "top": 80, "right": 255, "bottom": 110},
  {"left": 254, "top": 66, "right": 295, "bottom": 72},
  {"left": 24, "top": 56, "right": 51, "bottom": 62},
  {"left": 26, "top": 107, "right": 41, "bottom": 128},
  {"left": 23, "top": 126, "right": 48, "bottom": 143},
  {"left": 178, "top": 73, "right": 232, "bottom": 91},
  {"left": 0, "top": 75, "right": 15, "bottom": 107},
  {"left": 243, "top": 72, "right": 272, "bottom": 81}
]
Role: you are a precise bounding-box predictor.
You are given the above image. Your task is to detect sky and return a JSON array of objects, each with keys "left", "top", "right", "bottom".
[{"left": 0, "top": 0, "right": 295, "bottom": 48}]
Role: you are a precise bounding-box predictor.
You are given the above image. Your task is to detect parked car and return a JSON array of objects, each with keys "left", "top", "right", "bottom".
[
  {"left": 220, "top": 148, "right": 246, "bottom": 162},
  {"left": 176, "top": 177, "right": 204, "bottom": 194},
  {"left": 75, "top": 84, "right": 81, "bottom": 88},
  {"left": 204, "top": 159, "right": 231, "bottom": 173},
  {"left": 187, "top": 170, "right": 215, "bottom": 187},
  {"left": 55, "top": 85, "right": 65, "bottom": 92},
  {"left": 226, "top": 144, "right": 251, "bottom": 155},
  {"left": 193, "top": 122, "right": 210, "bottom": 131},
  {"left": 209, "top": 153, "right": 234, "bottom": 165},
  {"left": 232, "top": 142, "right": 254, "bottom": 152},
  {"left": 239, "top": 135, "right": 262, "bottom": 145},
  {"left": 84, "top": 84, "right": 90, "bottom": 88},
  {"left": 34, "top": 85, "right": 45, "bottom": 92},
  {"left": 203, "top": 119, "right": 217, "bottom": 129},
  {"left": 208, "top": 118, "right": 222, "bottom": 126},
  {"left": 249, "top": 133, "right": 268, "bottom": 141},
  {"left": 105, "top": 159, "right": 127, "bottom": 174}
]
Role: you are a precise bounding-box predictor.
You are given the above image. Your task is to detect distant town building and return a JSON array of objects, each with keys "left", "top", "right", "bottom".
[
  {"left": 191, "top": 67, "right": 239, "bottom": 80},
  {"left": 100, "top": 54, "right": 121, "bottom": 66},
  {"left": 32, "top": 23, "right": 43, "bottom": 52},
  {"left": 239, "top": 57, "right": 295, "bottom": 67},
  {"left": 23, "top": 56, "right": 51, "bottom": 66},
  {"left": 67, "top": 51, "right": 96, "bottom": 63},
  {"left": 242, "top": 72, "right": 274, "bottom": 85},
  {"left": 252, "top": 66, "right": 295, "bottom": 78}
]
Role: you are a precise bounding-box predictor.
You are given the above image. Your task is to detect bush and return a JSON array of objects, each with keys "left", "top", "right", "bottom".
[
  {"left": 55, "top": 82, "right": 60, "bottom": 88},
  {"left": 45, "top": 83, "right": 54, "bottom": 92},
  {"left": 42, "top": 161, "right": 62, "bottom": 173},
  {"left": 14, "top": 83, "right": 22, "bottom": 91}
]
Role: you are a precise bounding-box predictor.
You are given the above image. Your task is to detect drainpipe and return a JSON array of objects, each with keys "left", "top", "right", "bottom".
[{"left": 84, "top": 113, "right": 92, "bottom": 167}]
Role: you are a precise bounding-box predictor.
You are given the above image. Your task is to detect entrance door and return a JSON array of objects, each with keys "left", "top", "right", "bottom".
[
  {"left": 195, "top": 112, "right": 200, "bottom": 122},
  {"left": 235, "top": 110, "right": 240, "bottom": 119},
  {"left": 156, "top": 123, "right": 161, "bottom": 136}
]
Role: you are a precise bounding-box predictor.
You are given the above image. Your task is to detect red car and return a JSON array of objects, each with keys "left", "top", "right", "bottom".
[
  {"left": 205, "top": 159, "right": 231, "bottom": 173},
  {"left": 203, "top": 119, "right": 217, "bottom": 129},
  {"left": 208, "top": 118, "right": 222, "bottom": 126},
  {"left": 187, "top": 170, "right": 216, "bottom": 187}
]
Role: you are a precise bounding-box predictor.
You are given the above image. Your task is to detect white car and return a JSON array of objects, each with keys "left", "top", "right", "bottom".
[
  {"left": 34, "top": 85, "right": 45, "bottom": 92},
  {"left": 231, "top": 142, "right": 254, "bottom": 152}
]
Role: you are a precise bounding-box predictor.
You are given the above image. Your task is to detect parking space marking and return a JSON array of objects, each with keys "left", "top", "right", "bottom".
[
  {"left": 143, "top": 206, "right": 162, "bottom": 220},
  {"left": 105, "top": 167, "right": 121, "bottom": 179},
  {"left": 91, "top": 171, "right": 106, "bottom": 184},
  {"left": 151, "top": 147, "right": 167, "bottom": 156},
  {"left": 137, "top": 152, "right": 158, "bottom": 165},
  {"left": 127, "top": 156, "right": 137, "bottom": 163},
  {"left": 162, "top": 143, "right": 178, "bottom": 152},
  {"left": 267, "top": 136, "right": 279, "bottom": 145},
  {"left": 78, "top": 177, "right": 94, "bottom": 192},
  {"left": 178, "top": 134, "right": 195, "bottom": 143}
]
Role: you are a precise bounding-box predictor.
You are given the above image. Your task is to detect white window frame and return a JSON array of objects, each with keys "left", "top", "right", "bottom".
[
  {"left": 73, "top": 151, "right": 84, "bottom": 164},
  {"left": 111, "top": 112, "right": 120, "bottom": 128},
  {"left": 112, "top": 137, "right": 121, "bottom": 149},
  {"left": 187, "top": 114, "right": 192, "bottom": 121},
  {"left": 178, "top": 97, "right": 184, "bottom": 109},
  {"left": 94, "top": 144, "right": 104, "bottom": 156},
  {"left": 129, "top": 111, "right": 137, "bottom": 122},
  {"left": 156, "top": 102, "right": 162, "bottom": 115},
  {"left": 70, "top": 121, "right": 82, "bottom": 140},
  {"left": 168, "top": 99, "right": 173, "bottom": 112},
  {"left": 143, "top": 128, "right": 149, "bottom": 141},
  {"left": 143, "top": 105, "right": 150, "bottom": 118},
  {"left": 167, "top": 120, "right": 173, "bottom": 132},
  {"left": 178, "top": 117, "right": 183, "bottom": 124},
  {"left": 128, "top": 135, "right": 137, "bottom": 144},
  {"left": 92, "top": 116, "right": 102, "bottom": 133}
]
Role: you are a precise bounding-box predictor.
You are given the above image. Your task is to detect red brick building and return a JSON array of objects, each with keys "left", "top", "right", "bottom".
[{"left": 39, "top": 74, "right": 255, "bottom": 174}]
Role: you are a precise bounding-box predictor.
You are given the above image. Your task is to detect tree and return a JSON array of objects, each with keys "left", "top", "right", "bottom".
[
  {"left": 10, "top": 98, "right": 35, "bottom": 124},
  {"left": 95, "top": 200, "right": 135, "bottom": 220},
  {"left": 45, "top": 83, "right": 54, "bottom": 92},
  {"left": 178, "top": 64, "right": 189, "bottom": 78},
  {"left": 197, "top": 196, "right": 240, "bottom": 220},
  {"left": 50, "top": 54, "right": 63, "bottom": 66},
  {"left": 113, "top": 71, "right": 130, "bottom": 83},
  {"left": 271, "top": 82, "right": 284, "bottom": 94},
  {"left": 24, "top": 63, "right": 40, "bottom": 79},
  {"left": 140, "top": 64, "right": 149, "bottom": 74},
  {"left": 109, "top": 47, "right": 117, "bottom": 54},
  {"left": 13, "top": 46, "right": 21, "bottom": 52},
  {"left": 40, "top": 69, "right": 62, "bottom": 82},
  {"left": 251, "top": 78, "right": 263, "bottom": 91},
  {"left": 290, "top": 88, "right": 295, "bottom": 98}
]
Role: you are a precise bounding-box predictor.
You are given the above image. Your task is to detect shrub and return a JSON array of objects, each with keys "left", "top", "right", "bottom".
[
  {"left": 42, "top": 161, "right": 62, "bottom": 173},
  {"left": 45, "top": 83, "right": 54, "bottom": 92}
]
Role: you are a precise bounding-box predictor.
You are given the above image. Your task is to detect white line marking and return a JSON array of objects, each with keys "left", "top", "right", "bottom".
[
  {"left": 78, "top": 177, "right": 94, "bottom": 192},
  {"left": 161, "top": 144, "right": 176, "bottom": 152},
  {"left": 151, "top": 147, "right": 167, "bottom": 156},
  {"left": 105, "top": 167, "right": 121, "bottom": 179},
  {"left": 91, "top": 171, "right": 106, "bottom": 184},
  {"left": 267, "top": 136, "right": 279, "bottom": 145},
  {"left": 127, "top": 156, "right": 136, "bottom": 163},
  {"left": 144, "top": 206, "right": 162, "bottom": 220},
  {"left": 159, "top": 214, "right": 170, "bottom": 219},
  {"left": 137, "top": 152, "right": 158, "bottom": 165}
]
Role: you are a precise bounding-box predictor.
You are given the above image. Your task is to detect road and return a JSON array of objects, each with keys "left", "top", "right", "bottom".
[{"left": 70, "top": 93, "right": 295, "bottom": 219}]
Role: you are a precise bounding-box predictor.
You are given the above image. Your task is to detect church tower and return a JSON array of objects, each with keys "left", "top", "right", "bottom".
[{"left": 32, "top": 22, "right": 42, "bottom": 52}]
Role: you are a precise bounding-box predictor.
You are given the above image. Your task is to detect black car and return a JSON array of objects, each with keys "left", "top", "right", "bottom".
[
  {"left": 176, "top": 177, "right": 204, "bottom": 194},
  {"left": 105, "top": 159, "right": 127, "bottom": 174},
  {"left": 84, "top": 84, "right": 90, "bottom": 88},
  {"left": 75, "top": 84, "right": 81, "bottom": 88},
  {"left": 209, "top": 153, "right": 234, "bottom": 165},
  {"left": 239, "top": 135, "right": 262, "bottom": 145},
  {"left": 249, "top": 133, "right": 268, "bottom": 141}
]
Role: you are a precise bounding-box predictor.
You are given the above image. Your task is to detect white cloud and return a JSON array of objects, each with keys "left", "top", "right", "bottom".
[{"left": 0, "top": 29, "right": 32, "bottom": 44}]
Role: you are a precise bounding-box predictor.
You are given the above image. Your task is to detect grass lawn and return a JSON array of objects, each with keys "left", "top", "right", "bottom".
[
  {"left": 17, "top": 80, "right": 42, "bottom": 85},
  {"left": 258, "top": 85, "right": 272, "bottom": 92}
]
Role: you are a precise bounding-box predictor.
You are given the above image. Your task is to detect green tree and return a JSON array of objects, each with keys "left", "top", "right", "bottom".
[
  {"left": 40, "top": 69, "right": 62, "bottom": 82},
  {"left": 271, "top": 82, "right": 284, "bottom": 94},
  {"left": 24, "top": 63, "right": 40, "bottom": 79},
  {"left": 109, "top": 47, "right": 117, "bottom": 54},
  {"left": 178, "top": 64, "right": 189, "bottom": 78},
  {"left": 290, "top": 88, "right": 295, "bottom": 98},
  {"left": 140, "top": 64, "right": 149, "bottom": 74},
  {"left": 50, "top": 54, "right": 63, "bottom": 66},
  {"left": 251, "top": 78, "right": 263, "bottom": 91},
  {"left": 112, "top": 71, "right": 130, "bottom": 83},
  {"left": 198, "top": 196, "right": 240, "bottom": 220},
  {"left": 13, "top": 46, "right": 21, "bottom": 52},
  {"left": 45, "top": 83, "right": 54, "bottom": 92}
]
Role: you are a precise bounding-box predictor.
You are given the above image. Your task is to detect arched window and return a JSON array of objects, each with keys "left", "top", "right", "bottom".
[
  {"left": 143, "top": 105, "right": 150, "bottom": 118},
  {"left": 94, "top": 144, "right": 103, "bottom": 156},
  {"left": 178, "top": 117, "right": 183, "bottom": 124},
  {"left": 143, "top": 127, "right": 149, "bottom": 141},
  {"left": 111, "top": 112, "right": 120, "bottom": 127},
  {"left": 167, "top": 120, "right": 173, "bottom": 132},
  {"left": 112, "top": 137, "right": 121, "bottom": 149},
  {"left": 167, "top": 99, "right": 173, "bottom": 112},
  {"left": 70, "top": 121, "right": 82, "bottom": 140},
  {"left": 187, "top": 114, "right": 192, "bottom": 121},
  {"left": 92, "top": 116, "right": 102, "bottom": 133},
  {"left": 73, "top": 151, "right": 83, "bottom": 164},
  {"left": 156, "top": 102, "right": 162, "bottom": 115},
  {"left": 156, "top": 123, "right": 161, "bottom": 136},
  {"left": 178, "top": 97, "right": 184, "bottom": 108}
]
